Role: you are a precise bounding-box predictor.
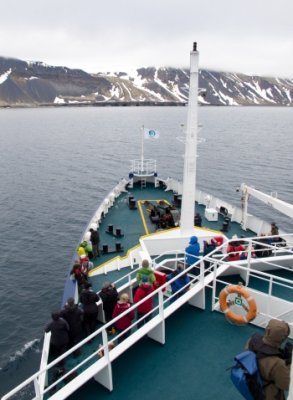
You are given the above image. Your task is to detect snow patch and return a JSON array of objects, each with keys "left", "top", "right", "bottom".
[
  {"left": 0, "top": 69, "right": 12, "bottom": 84},
  {"left": 54, "top": 97, "right": 65, "bottom": 104}
]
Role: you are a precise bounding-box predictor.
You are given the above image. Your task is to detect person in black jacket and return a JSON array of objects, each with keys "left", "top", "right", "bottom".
[
  {"left": 45, "top": 311, "right": 69, "bottom": 363},
  {"left": 60, "top": 297, "right": 83, "bottom": 355},
  {"left": 99, "top": 282, "right": 118, "bottom": 334},
  {"left": 89, "top": 228, "right": 100, "bottom": 259},
  {"left": 79, "top": 282, "right": 99, "bottom": 336}
]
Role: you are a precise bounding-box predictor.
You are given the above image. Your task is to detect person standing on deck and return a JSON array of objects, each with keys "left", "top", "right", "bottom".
[
  {"left": 60, "top": 297, "right": 84, "bottom": 356},
  {"left": 80, "top": 256, "right": 93, "bottom": 279},
  {"left": 167, "top": 263, "right": 190, "bottom": 302},
  {"left": 99, "top": 281, "right": 118, "bottom": 334},
  {"left": 89, "top": 228, "right": 100, "bottom": 259},
  {"left": 112, "top": 293, "right": 135, "bottom": 343},
  {"left": 133, "top": 276, "right": 154, "bottom": 328},
  {"left": 185, "top": 236, "right": 200, "bottom": 274},
  {"left": 246, "top": 319, "right": 292, "bottom": 400},
  {"left": 45, "top": 311, "right": 69, "bottom": 363},
  {"left": 79, "top": 282, "right": 99, "bottom": 336},
  {"left": 70, "top": 261, "right": 87, "bottom": 292},
  {"left": 136, "top": 259, "right": 156, "bottom": 286}
]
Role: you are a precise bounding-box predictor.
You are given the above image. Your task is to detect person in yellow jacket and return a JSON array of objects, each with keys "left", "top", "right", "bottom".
[{"left": 77, "top": 241, "right": 93, "bottom": 259}]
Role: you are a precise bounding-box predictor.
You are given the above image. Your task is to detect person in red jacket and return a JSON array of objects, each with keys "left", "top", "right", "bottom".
[
  {"left": 134, "top": 277, "right": 154, "bottom": 328},
  {"left": 112, "top": 293, "right": 135, "bottom": 343},
  {"left": 227, "top": 235, "right": 245, "bottom": 261}
]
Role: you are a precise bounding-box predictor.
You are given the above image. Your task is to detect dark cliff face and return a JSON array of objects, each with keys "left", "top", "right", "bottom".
[{"left": 0, "top": 56, "right": 292, "bottom": 107}]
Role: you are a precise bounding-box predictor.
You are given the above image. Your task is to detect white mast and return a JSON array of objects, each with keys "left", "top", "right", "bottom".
[
  {"left": 180, "top": 42, "right": 199, "bottom": 235},
  {"left": 141, "top": 125, "right": 144, "bottom": 172}
]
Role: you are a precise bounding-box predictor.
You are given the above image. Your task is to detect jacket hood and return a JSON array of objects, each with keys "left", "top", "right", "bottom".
[
  {"left": 189, "top": 236, "right": 198, "bottom": 244},
  {"left": 263, "top": 319, "right": 290, "bottom": 348}
]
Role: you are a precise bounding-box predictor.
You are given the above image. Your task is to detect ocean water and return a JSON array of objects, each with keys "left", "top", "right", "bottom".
[{"left": 0, "top": 105, "right": 292, "bottom": 396}]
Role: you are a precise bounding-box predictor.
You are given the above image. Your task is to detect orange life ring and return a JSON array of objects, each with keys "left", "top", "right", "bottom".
[{"left": 219, "top": 284, "right": 257, "bottom": 325}]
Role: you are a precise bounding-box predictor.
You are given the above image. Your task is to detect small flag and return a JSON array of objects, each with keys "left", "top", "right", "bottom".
[{"left": 144, "top": 128, "right": 160, "bottom": 139}]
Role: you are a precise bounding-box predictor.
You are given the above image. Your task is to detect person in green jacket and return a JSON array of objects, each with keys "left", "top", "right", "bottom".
[{"left": 136, "top": 259, "right": 156, "bottom": 286}]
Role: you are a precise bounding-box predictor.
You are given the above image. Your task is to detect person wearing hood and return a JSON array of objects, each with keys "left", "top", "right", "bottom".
[
  {"left": 136, "top": 259, "right": 156, "bottom": 286},
  {"left": 246, "top": 319, "right": 292, "bottom": 400},
  {"left": 79, "top": 282, "right": 99, "bottom": 336},
  {"left": 112, "top": 293, "right": 135, "bottom": 343},
  {"left": 185, "top": 236, "right": 200, "bottom": 270},
  {"left": 60, "top": 297, "right": 83, "bottom": 353},
  {"left": 45, "top": 310, "right": 69, "bottom": 362}
]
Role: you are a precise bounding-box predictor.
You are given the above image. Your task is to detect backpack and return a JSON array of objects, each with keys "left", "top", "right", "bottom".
[{"left": 230, "top": 350, "right": 265, "bottom": 400}]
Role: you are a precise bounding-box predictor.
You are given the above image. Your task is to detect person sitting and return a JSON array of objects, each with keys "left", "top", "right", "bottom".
[
  {"left": 203, "top": 239, "right": 217, "bottom": 268},
  {"left": 246, "top": 319, "right": 291, "bottom": 400},
  {"left": 254, "top": 234, "right": 273, "bottom": 258},
  {"left": 239, "top": 244, "right": 256, "bottom": 260},
  {"left": 226, "top": 235, "right": 245, "bottom": 261},
  {"left": 136, "top": 259, "right": 156, "bottom": 286},
  {"left": 194, "top": 213, "right": 202, "bottom": 227},
  {"left": 269, "top": 223, "right": 287, "bottom": 247}
]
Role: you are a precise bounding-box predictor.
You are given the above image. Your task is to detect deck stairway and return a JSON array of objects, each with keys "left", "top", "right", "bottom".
[{"left": 2, "top": 238, "right": 293, "bottom": 400}]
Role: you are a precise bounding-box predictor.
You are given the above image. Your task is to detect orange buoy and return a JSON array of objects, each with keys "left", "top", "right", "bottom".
[{"left": 219, "top": 284, "right": 257, "bottom": 325}]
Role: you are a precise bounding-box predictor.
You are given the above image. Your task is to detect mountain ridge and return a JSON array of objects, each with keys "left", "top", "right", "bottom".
[{"left": 0, "top": 56, "right": 292, "bottom": 107}]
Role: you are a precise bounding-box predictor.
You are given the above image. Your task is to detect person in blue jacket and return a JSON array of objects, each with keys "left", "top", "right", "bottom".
[
  {"left": 167, "top": 263, "right": 190, "bottom": 302},
  {"left": 185, "top": 235, "right": 200, "bottom": 265}
]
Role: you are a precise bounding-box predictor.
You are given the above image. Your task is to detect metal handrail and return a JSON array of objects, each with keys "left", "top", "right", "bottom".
[{"left": 2, "top": 238, "right": 292, "bottom": 400}]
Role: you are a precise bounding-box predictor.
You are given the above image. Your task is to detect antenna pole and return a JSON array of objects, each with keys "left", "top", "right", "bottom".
[{"left": 141, "top": 125, "right": 144, "bottom": 170}]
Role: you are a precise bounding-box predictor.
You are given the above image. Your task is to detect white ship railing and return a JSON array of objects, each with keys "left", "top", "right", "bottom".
[
  {"left": 131, "top": 159, "right": 157, "bottom": 176},
  {"left": 2, "top": 237, "right": 292, "bottom": 400}
]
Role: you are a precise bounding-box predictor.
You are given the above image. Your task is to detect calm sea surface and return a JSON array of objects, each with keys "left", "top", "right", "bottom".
[{"left": 0, "top": 106, "right": 292, "bottom": 395}]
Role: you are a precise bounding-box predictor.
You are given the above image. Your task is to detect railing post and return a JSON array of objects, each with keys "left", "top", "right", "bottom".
[
  {"left": 245, "top": 240, "right": 252, "bottom": 286},
  {"left": 158, "top": 289, "right": 164, "bottom": 318},
  {"left": 267, "top": 275, "right": 273, "bottom": 317},
  {"left": 211, "top": 261, "right": 218, "bottom": 311},
  {"left": 199, "top": 259, "right": 204, "bottom": 285},
  {"left": 33, "top": 377, "right": 41, "bottom": 399}
]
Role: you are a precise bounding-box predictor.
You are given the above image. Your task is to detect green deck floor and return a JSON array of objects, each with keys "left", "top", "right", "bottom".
[{"left": 68, "top": 293, "right": 262, "bottom": 400}]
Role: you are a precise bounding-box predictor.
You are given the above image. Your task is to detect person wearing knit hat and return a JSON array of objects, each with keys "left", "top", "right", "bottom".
[
  {"left": 246, "top": 319, "right": 291, "bottom": 400},
  {"left": 136, "top": 259, "right": 156, "bottom": 286}
]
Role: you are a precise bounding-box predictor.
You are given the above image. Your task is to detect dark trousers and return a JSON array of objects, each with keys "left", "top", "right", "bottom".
[
  {"left": 116, "top": 328, "right": 131, "bottom": 344},
  {"left": 137, "top": 312, "right": 152, "bottom": 328},
  {"left": 83, "top": 312, "right": 98, "bottom": 336}
]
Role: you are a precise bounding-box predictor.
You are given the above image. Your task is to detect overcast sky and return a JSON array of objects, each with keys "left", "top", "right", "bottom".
[{"left": 1, "top": 0, "right": 293, "bottom": 78}]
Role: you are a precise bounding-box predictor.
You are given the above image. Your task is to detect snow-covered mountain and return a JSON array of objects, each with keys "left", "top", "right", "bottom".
[{"left": 0, "top": 56, "right": 292, "bottom": 107}]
